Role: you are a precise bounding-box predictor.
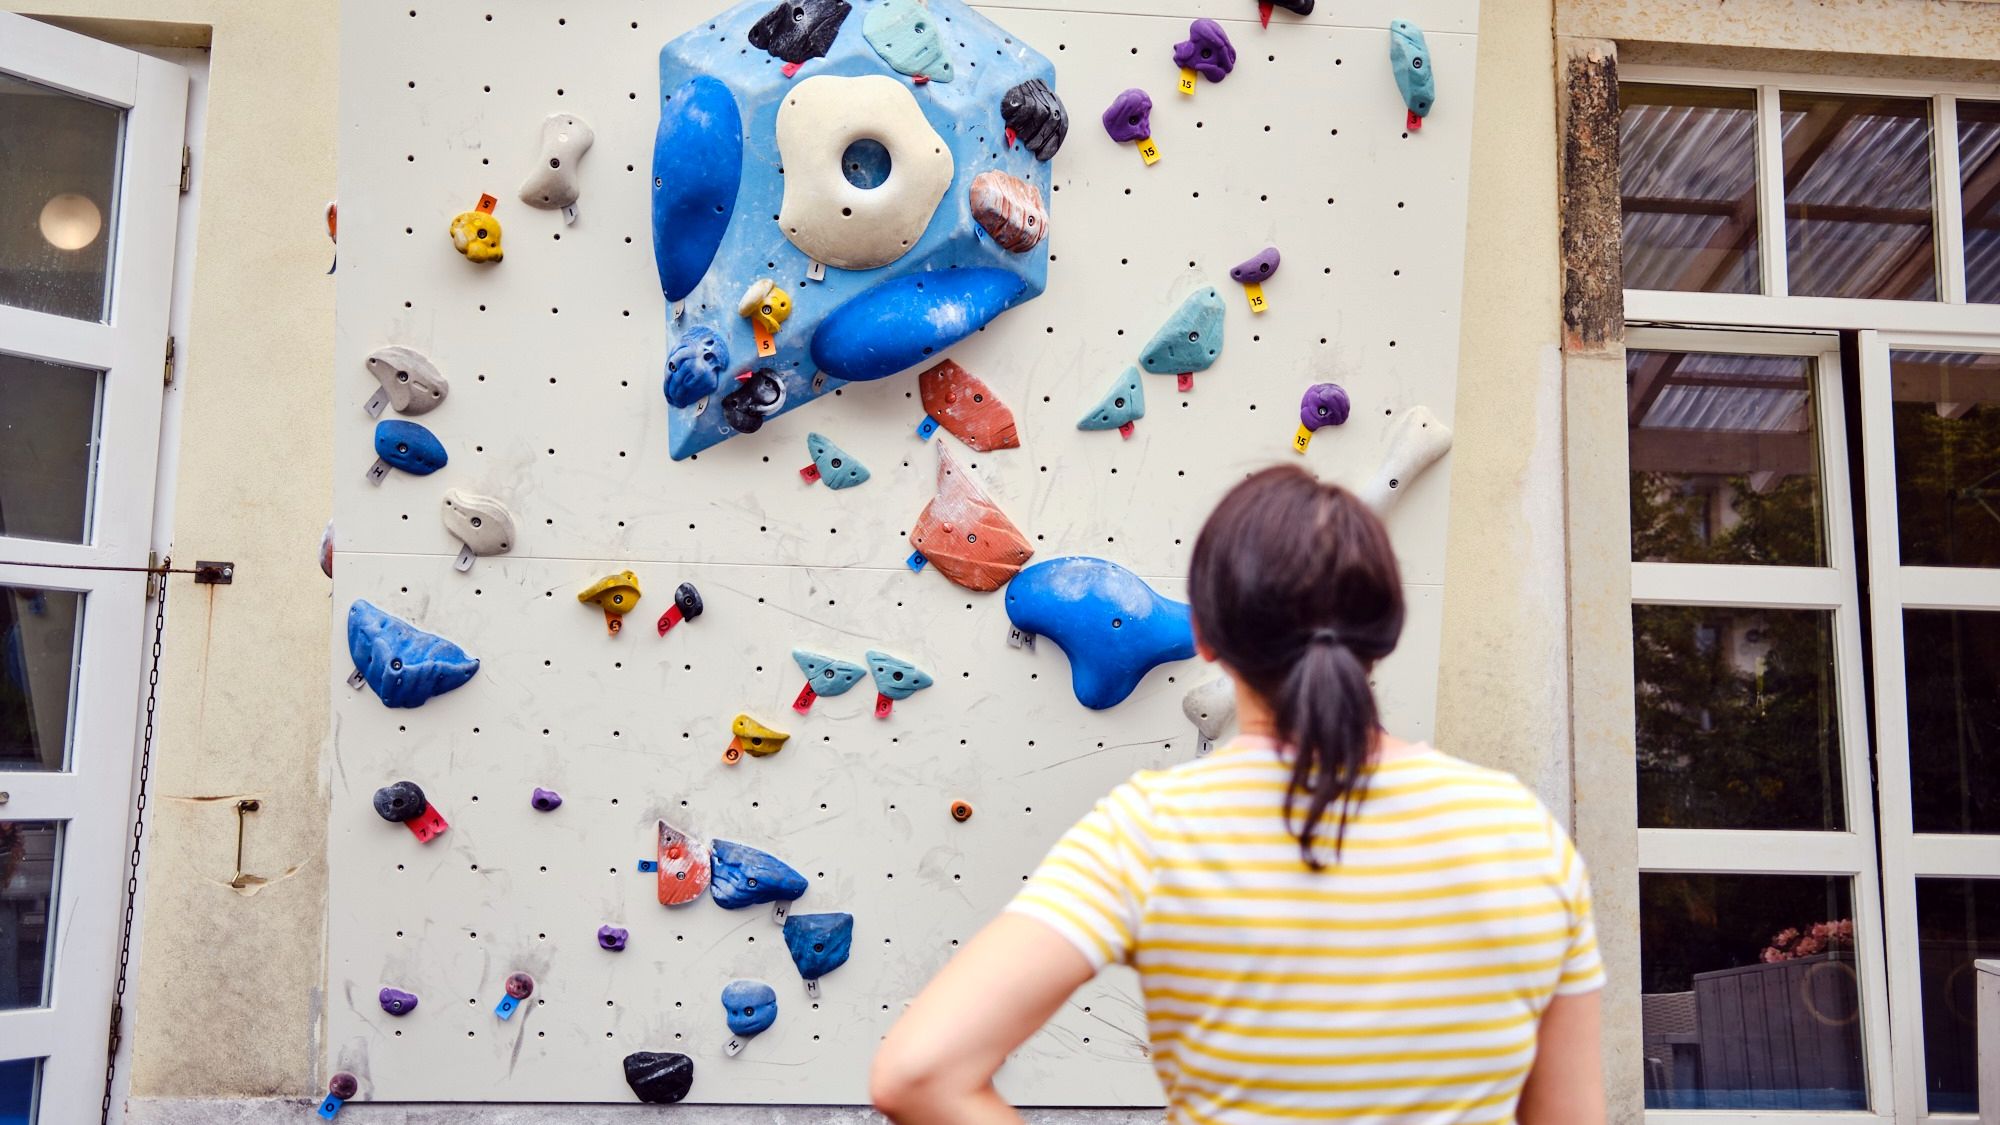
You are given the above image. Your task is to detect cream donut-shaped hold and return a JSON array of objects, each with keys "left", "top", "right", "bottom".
[{"left": 775, "top": 75, "right": 954, "bottom": 270}]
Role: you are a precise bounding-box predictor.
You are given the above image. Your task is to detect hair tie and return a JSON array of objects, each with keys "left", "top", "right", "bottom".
[{"left": 1309, "top": 628, "right": 1345, "bottom": 648}]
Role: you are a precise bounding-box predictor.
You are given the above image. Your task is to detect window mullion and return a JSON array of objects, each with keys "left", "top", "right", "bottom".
[
  {"left": 1757, "top": 84, "right": 1790, "bottom": 297},
  {"left": 1936, "top": 95, "right": 1969, "bottom": 305}
]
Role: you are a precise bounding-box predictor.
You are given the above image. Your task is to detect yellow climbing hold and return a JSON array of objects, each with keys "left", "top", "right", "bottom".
[
  {"left": 738, "top": 279, "right": 793, "bottom": 335},
  {"left": 579, "top": 570, "right": 642, "bottom": 634},
  {"left": 449, "top": 209, "right": 504, "bottom": 263},
  {"left": 728, "top": 714, "right": 791, "bottom": 758}
]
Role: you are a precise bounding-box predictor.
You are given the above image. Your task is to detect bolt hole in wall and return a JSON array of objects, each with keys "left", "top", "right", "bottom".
[{"left": 329, "top": 0, "right": 1477, "bottom": 1106}]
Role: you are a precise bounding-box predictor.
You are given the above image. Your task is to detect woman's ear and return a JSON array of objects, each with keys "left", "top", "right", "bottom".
[{"left": 1192, "top": 617, "right": 1217, "bottom": 663}]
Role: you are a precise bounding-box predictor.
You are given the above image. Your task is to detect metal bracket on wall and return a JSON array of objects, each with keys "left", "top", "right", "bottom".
[{"left": 193, "top": 561, "right": 235, "bottom": 585}]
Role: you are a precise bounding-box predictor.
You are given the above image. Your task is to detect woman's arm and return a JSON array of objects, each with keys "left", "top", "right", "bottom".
[
  {"left": 1516, "top": 990, "right": 1605, "bottom": 1125},
  {"left": 870, "top": 913, "right": 1098, "bottom": 1125}
]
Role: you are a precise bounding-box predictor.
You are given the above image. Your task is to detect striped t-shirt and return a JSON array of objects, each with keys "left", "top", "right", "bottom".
[{"left": 1007, "top": 741, "right": 1604, "bottom": 1124}]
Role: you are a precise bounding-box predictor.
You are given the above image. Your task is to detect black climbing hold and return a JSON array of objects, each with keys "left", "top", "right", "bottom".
[
  {"left": 721, "top": 370, "right": 787, "bottom": 434},
  {"left": 623, "top": 1051, "right": 695, "bottom": 1104},
  {"left": 1001, "top": 79, "right": 1069, "bottom": 162},
  {"left": 675, "top": 581, "right": 704, "bottom": 622},
  {"left": 372, "top": 780, "right": 428, "bottom": 823},
  {"left": 1268, "top": 0, "right": 1314, "bottom": 12},
  {"left": 747, "top": 0, "right": 852, "bottom": 65}
]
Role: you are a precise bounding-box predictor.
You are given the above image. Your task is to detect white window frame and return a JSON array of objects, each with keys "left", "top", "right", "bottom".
[
  {"left": 0, "top": 14, "right": 186, "bottom": 1122},
  {"left": 1628, "top": 327, "right": 1896, "bottom": 1124}
]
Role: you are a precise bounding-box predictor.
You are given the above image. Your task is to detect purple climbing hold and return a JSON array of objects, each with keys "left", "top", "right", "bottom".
[
  {"left": 531, "top": 787, "right": 563, "bottom": 812},
  {"left": 379, "top": 987, "right": 419, "bottom": 1016},
  {"left": 1101, "top": 88, "right": 1153, "bottom": 143},
  {"left": 328, "top": 1073, "right": 359, "bottom": 1100},
  {"left": 598, "top": 925, "right": 630, "bottom": 952},
  {"left": 1173, "top": 20, "right": 1236, "bottom": 83},
  {"left": 1230, "top": 247, "right": 1281, "bottom": 284},
  {"left": 1300, "top": 383, "right": 1350, "bottom": 431}
]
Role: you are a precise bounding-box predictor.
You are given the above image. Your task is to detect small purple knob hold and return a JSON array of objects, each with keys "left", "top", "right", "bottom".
[
  {"left": 328, "top": 1073, "right": 359, "bottom": 1100},
  {"left": 1300, "top": 383, "right": 1351, "bottom": 432},
  {"left": 378, "top": 987, "right": 419, "bottom": 1016},
  {"left": 1173, "top": 19, "right": 1236, "bottom": 83},
  {"left": 598, "top": 925, "right": 629, "bottom": 952},
  {"left": 1101, "top": 88, "right": 1154, "bottom": 143},
  {"left": 1231, "top": 247, "right": 1281, "bottom": 284},
  {"left": 530, "top": 787, "right": 562, "bottom": 812},
  {"left": 504, "top": 971, "right": 535, "bottom": 1000}
]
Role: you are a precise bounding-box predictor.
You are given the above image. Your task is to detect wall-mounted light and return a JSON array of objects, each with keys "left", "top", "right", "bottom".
[{"left": 38, "top": 193, "right": 102, "bottom": 251}]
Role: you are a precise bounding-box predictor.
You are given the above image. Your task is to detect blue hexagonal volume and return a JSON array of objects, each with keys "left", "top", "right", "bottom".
[{"left": 652, "top": 0, "right": 1057, "bottom": 459}]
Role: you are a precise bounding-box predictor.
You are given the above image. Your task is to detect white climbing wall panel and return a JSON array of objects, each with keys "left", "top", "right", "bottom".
[{"left": 330, "top": 0, "right": 1479, "bottom": 1104}]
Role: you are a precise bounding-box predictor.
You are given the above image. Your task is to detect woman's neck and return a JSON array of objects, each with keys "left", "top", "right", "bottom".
[{"left": 1232, "top": 674, "right": 1424, "bottom": 761}]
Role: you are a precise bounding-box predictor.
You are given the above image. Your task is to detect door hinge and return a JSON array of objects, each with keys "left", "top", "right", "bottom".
[
  {"left": 179, "top": 145, "right": 191, "bottom": 193},
  {"left": 146, "top": 551, "right": 159, "bottom": 601},
  {"left": 163, "top": 336, "right": 176, "bottom": 387}
]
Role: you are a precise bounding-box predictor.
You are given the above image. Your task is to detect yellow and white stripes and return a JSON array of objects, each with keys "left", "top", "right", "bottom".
[{"left": 1008, "top": 743, "right": 1603, "bottom": 1125}]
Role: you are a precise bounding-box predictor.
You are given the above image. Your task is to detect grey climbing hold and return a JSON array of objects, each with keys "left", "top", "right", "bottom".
[
  {"left": 518, "top": 114, "right": 594, "bottom": 211},
  {"left": 365, "top": 346, "right": 448, "bottom": 417}
]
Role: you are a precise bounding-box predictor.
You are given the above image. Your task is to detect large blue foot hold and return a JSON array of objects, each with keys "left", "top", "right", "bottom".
[
  {"left": 347, "top": 601, "right": 479, "bottom": 708},
  {"left": 794, "top": 649, "right": 868, "bottom": 696},
  {"left": 653, "top": 77, "right": 743, "bottom": 304},
  {"left": 623, "top": 1052, "right": 694, "bottom": 1104},
  {"left": 1139, "top": 287, "right": 1226, "bottom": 377},
  {"left": 784, "top": 912, "right": 853, "bottom": 982},
  {"left": 722, "top": 980, "right": 779, "bottom": 1037},
  {"left": 1005, "top": 558, "right": 1195, "bottom": 709},
  {"left": 709, "top": 839, "right": 809, "bottom": 908},
  {"left": 810, "top": 269, "right": 1029, "bottom": 384},
  {"left": 373, "top": 420, "right": 447, "bottom": 476}
]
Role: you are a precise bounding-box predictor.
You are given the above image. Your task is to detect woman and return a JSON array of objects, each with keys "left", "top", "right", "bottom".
[{"left": 872, "top": 466, "right": 1604, "bottom": 1124}]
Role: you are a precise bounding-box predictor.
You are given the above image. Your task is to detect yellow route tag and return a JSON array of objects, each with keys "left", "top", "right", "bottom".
[
  {"left": 1178, "top": 67, "right": 1198, "bottom": 96},
  {"left": 1293, "top": 424, "right": 1313, "bottom": 454},
  {"left": 1137, "top": 137, "right": 1161, "bottom": 165},
  {"left": 1244, "top": 282, "right": 1268, "bottom": 314}
]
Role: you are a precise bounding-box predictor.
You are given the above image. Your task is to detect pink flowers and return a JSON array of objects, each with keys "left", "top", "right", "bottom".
[{"left": 1761, "top": 918, "right": 1855, "bottom": 963}]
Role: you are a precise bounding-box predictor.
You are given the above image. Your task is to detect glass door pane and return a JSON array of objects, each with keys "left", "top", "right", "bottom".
[
  {"left": 1904, "top": 609, "right": 2000, "bottom": 835},
  {"left": 0, "top": 822, "right": 57, "bottom": 1011},
  {"left": 1890, "top": 350, "right": 2000, "bottom": 568},
  {"left": 1779, "top": 92, "right": 1938, "bottom": 301},
  {"left": 1960, "top": 101, "right": 2000, "bottom": 306},
  {"left": 0, "top": 355, "right": 102, "bottom": 546},
  {"left": 0, "top": 1058, "right": 38, "bottom": 1124},
  {"left": 0, "top": 586, "right": 82, "bottom": 774},
  {"left": 0, "top": 73, "right": 121, "bottom": 322},
  {"left": 1913, "top": 878, "right": 2000, "bottom": 1113}
]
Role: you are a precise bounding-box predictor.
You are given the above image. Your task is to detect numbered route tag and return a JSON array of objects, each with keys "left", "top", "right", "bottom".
[
  {"left": 316, "top": 1094, "right": 346, "bottom": 1120},
  {"left": 404, "top": 804, "right": 449, "bottom": 844},
  {"left": 1293, "top": 423, "right": 1314, "bottom": 454},
  {"left": 753, "top": 323, "right": 777, "bottom": 358},
  {"left": 1178, "top": 67, "right": 1198, "bottom": 96},
  {"left": 906, "top": 550, "right": 929, "bottom": 573},
  {"left": 915, "top": 415, "right": 940, "bottom": 441},
  {"left": 798, "top": 463, "right": 822, "bottom": 484},
  {"left": 1244, "top": 282, "right": 1268, "bottom": 313},
  {"left": 806, "top": 259, "right": 827, "bottom": 282},
  {"left": 1176, "top": 373, "right": 1195, "bottom": 393},
  {"left": 1118, "top": 421, "right": 1136, "bottom": 440},
  {"left": 560, "top": 203, "right": 578, "bottom": 225},
  {"left": 1136, "top": 136, "right": 1161, "bottom": 165},
  {"left": 363, "top": 387, "right": 389, "bottom": 418}
]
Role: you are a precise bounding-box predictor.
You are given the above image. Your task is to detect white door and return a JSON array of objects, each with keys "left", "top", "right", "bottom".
[{"left": 0, "top": 15, "right": 185, "bottom": 1122}]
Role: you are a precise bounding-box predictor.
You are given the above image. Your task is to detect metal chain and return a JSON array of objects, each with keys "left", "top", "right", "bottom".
[{"left": 102, "top": 557, "right": 168, "bottom": 1124}]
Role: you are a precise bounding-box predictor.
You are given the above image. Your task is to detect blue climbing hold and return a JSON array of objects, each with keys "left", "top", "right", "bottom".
[
  {"left": 805, "top": 432, "right": 870, "bottom": 489},
  {"left": 1138, "top": 287, "right": 1226, "bottom": 377},
  {"left": 1005, "top": 558, "right": 1195, "bottom": 710},
  {"left": 664, "top": 326, "right": 729, "bottom": 408},
  {"left": 721, "top": 980, "right": 779, "bottom": 1037},
  {"left": 1389, "top": 20, "right": 1434, "bottom": 129},
  {"left": 373, "top": 420, "right": 447, "bottom": 476},
  {"left": 346, "top": 601, "right": 480, "bottom": 708},
  {"left": 1077, "top": 366, "right": 1145, "bottom": 431},
  {"left": 793, "top": 649, "right": 868, "bottom": 696},
  {"left": 783, "top": 912, "right": 854, "bottom": 982},
  {"left": 653, "top": 76, "right": 744, "bottom": 303},
  {"left": 709, "top": 839, "right": 809, "bottom": 909},
  {"left": 867, "top": 651, "right": 933, "bottom": 701},
  {"left": 864, "top": 0, "right": 953, "bottom": 82},
  {"left": 810, "top": 269, "right": 1029, "bottom": 385}
]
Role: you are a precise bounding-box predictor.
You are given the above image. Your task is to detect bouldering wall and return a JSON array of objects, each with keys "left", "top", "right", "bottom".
[{"left": 330, "top": 0, "right": 1479, "bottom": 1105}]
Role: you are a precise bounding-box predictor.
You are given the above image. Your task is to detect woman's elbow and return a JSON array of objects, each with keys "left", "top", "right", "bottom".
[{"left": 869, "top": 1043, "right": 932, "bottom": 1120}]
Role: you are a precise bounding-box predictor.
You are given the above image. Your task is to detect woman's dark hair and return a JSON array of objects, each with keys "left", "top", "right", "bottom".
[{"left": 1188, "top": 465, "right": 1405, "bottom": 868}]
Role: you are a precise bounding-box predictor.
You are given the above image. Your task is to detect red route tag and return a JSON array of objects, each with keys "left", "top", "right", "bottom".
[
  {"left": 406, "top": 805, "right": 448, "bottom": 843},
  {"left": 1118, "top": 421, "right": 1135, "bottom": 440},
  {"left": 874, "top": 693, "right": 893, "bottom": 719},
  {"left": 1177, "top": 373, "right": 1195, "bottom": 393},
  {"left": 799, "top": 463, "right": 822, "bottom": 483},
  {"left": 656, "top": 604, "right": 684, "bottom": 635},
  {"left": 793, "top": 683, "right": 818, "bottom": 714}
]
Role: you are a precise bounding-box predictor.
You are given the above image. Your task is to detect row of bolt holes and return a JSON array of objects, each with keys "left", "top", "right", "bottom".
[{"left": 385, "top": 1003, "right": 1104, "bottom": 1046}]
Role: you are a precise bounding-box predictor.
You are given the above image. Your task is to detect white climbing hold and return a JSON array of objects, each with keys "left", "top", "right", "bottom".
[
  {"left": 775, "top": 75, "right": 954, "bottom": 270},
  {"left": 518, "top": 113, "right": 594, "bottom": 211},
  {"left": 365, "top": 345, "right": 449, "bottom": 417},
  {"left": 1358, "top": 405, "right": 1453, "bottom": 513},
  {"left": 441, "top": 489, "right": 517, "bottom": 572}
]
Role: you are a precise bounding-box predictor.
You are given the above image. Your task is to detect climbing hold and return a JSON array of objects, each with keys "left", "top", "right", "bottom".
[
  {"left": 1000, "top": 78, "right": 1068, "bottom": 162},
  {"left": 710, "top": 839, "right": 810, "bottom": 912},
  {"left": 739, "top": 279, "right": 793, "bottom": 337},
  {"left": 448, "top": 196, "right": 503, "bottom": 263},
  {"left": 320, "top": 520, "right": 335, "bottom": 579},
  {"left": 319, "top": 1073, "right": 358, "bottom": 1118},
  {"left": 347, "top": 601, "right": 479, "bottom": 708},
  {"left": 1231, "top": 247, "right": 1281, "bottom": 284},
  {"left": 969, "top": 171, "right": 1049, "bottom": 254},
  {"left": 918, "top": 359, "right": 1019, "bottom": 451},
  {"left": 1077, "top": 366, "right": 1145, "bottom": 438},
  {"left": 494, "top": 972, "right": 534, "bottom": 1020},
  {"left": 579, "top": 571, "right": 643, "bottom": 635},
  {"left": 748, "top": 0, "right": 851, "bottom": 67},
  {"left": 440, "top": 489, "right": 515, "bottom": 572},
  {"left": 1261, "top": 0, "right": 1315, "bottom": 21},
  {"left": 949, "top": 800, "right": 973, "bottom": 822},
  {"left": 803, "top": 432, "right": 870, "bottom": 489},
  {"left": 1005, "top": 557, "right": 1196, "bottom": 710},
  {"left": 1102, "top": 88, "right": 1160, "bottom": 164},
  {"left": 657, "top": 581, "right": 705, "bottom": 635},
  {"left": 722, "top": 980, "right": 779, "bottom": 1054},
  {"left": 656, "top": 819, "right": 712, "bottom": 906},
  {"left": 1293, "top": 382, "right": 1350, "bottom": 453},
  {"left": 1359, "top": 405, "right": 1452, "bottom": 512},
  {"left": 1172, "top": 19, "right": 1236, "bottom": 88},
  {"left": 777, "top": 75, "right": 954, "bottom": 271},
  {"left": 783, "top": 912, "right": 853, "bottom": 997},
  {"left": 792, "top": 649, "right": 869, "bottom": 713},
  {"left": 652, "top": 76, "right": 743, "bottom": 303},
  {"left": 598, "top": 925, "right": 630, "bottom": 952},
  {"left": 1139, "top": 287, "right": 1226, "bottom": 391},
  {"left": 720, "top": 370, "right": 787, "bottom": 435},
  {"left": 728, "top": 714, "right": 791, "bottom": 761},
  {"left": 1182, "top": 673, "right": 1236, "bottom": 755},
  {"left": 1389, "top": 20, "right": 1434, "bottom": 132},
  {"left": 378, "top": 987, "right": 419, "bottom": 1017},
  {"left": 372, "top": 780, "right": 428, "bottom": 823},
  {"left": 363, "top": 345, "right": 448, "bottom": 418},
  {"left": 623, "top": 1051, "right": 695, "bottom": 1104},
  {"left": 518, "top": 113, "right": 593, "bottom": 212},
  {"left": 664, "top": 326, "right": 729, "bottom": 409},
  {"left": 907, "top": 444, "right": 1034, "bottom": 591},
  {"left": 811, "top": 269, "right": 1027, "bottom": 384},
  {"left": 864, "top": 0, "right": 953, "bottom": 82},
  {"left": 370, "top": 419, "right": 448, "bottom": 482},
  {"left": 531, "top": 787, "right": 563, "bottom": 812},
  {"left": 867, "top": 650, "right": 933, "bottom": 718}
]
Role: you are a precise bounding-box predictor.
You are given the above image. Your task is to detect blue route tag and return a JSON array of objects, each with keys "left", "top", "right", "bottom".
[
  {"left": 495, "top": 994, "right": 520, "bottom": 1020},
  {"left": 906, "top": 550, "right": 928, "bottom": 573},
  {"left": 637, "top": 859, "right": 658, "bottom": 873},
  {"left": 915, "top": 415, "right": 940, "bottom": 440}
]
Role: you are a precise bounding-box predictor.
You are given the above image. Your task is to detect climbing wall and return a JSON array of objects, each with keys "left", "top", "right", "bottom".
[{"left": 330, "top": 0, "right": 1479, "bottom": 1105}]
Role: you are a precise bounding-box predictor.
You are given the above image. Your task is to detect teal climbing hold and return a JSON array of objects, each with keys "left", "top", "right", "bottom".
[
  {"left": 793, "top": 649, "right": 868, "bottom": 697},
  {"left": 867, "top": 651, "right": 933, "bottom": 701},
  {"left": 1077, "top": 366, "right": 1146, "bottom": 431},
  {"left": 805, "top": 433, "right": 870, "bottom": 489},
  {"left": 863, "top": 0, "right": 954, "bottom": 82},
  {"left": 1138, "top": 287, "right": 1226, "bottom": 376}
]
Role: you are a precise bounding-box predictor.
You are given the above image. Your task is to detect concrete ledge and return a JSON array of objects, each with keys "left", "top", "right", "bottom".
[{"left": 124, "top": 1099, "right": 1164, "bottom": 1124}]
